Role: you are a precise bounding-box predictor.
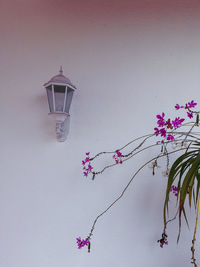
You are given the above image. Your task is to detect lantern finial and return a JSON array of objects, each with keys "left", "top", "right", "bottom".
[{"left": 59, "top": 66, "right": 63, "bottom": 75}]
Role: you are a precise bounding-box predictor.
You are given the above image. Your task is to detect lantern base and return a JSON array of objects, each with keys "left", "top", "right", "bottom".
[{"left": 49, "top": 113, "right": 70, "bottom": 142}]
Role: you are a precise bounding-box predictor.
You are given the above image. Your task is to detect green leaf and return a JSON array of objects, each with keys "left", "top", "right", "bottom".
[
  {"left": 196, "top": 172, "right": 200, "bottom": 206},
  {"left": 180, "top": 153, "right": 200, "bottom": 212},
  {"left": 178, "top": 152, "right": 200, "bottom": 241},
  {"left": 177, "top": 158, "right": 194, "bottom": 199},
  {"left": 188, "top": 174, "right": 195, "bottom": 208},
  {"left": 193, "top": 142, "right": 200, "bottom": 147},
  {"left": 196, "top": 114, "right": 199, "bottom": 125},
  {"left": 182, "top": 206, "right": 189, "bottom": 229},
  {"left": 163, "top": 150, "right": 198, "bottom": 225}
]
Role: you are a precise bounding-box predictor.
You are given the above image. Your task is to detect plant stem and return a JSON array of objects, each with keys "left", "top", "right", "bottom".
[
  {"left": 90, "top": 134, "right": 154, "bottom": 161},
  {"left": 191, "top": 192, "right": 200, "bottom": 266},
  {"left": 88, "top": 147, "right": 193, "bottom": 241},
  {"left": 94, "top": 139, "right": 195, "bottom": 176},
  {"left": 182, "top": 124, "right": 196, "bottom": 146}
]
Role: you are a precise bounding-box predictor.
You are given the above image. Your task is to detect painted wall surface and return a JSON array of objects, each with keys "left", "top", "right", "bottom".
[{"left": 1, "top": 0, "right": 200, "bottom": 266}]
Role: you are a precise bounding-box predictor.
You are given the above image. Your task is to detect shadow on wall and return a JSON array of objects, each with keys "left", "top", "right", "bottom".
[{"left": 34, "top": 94, "right": 56, "bottom": 142}]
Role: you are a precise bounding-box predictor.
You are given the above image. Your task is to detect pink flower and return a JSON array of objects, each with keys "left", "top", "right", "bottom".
[
  {"left": 175, "top": 104, "right": 180, "bottom": 110},
  {"left": 83, "top": 171, "right": 88, "bottom": 177},
  {"left": 160, "top": 128, "right": 166, "bottom": 138},
  {"left": 113, "top": 150, "right": 123, "bottom": 164},
  {"left": 154, "top": 128, "right": 160, "bottom": 136},
  {"left": 172, "top": 117, "right": 185, "bottom": 128},
  {"left": 167, "top": 134, "right": 174, "bottom": 141},
  {"left": 82, "top": 153, "right": 94, "bottom": 177},
  {"left": 165, "top": 119, "right": 173, "bottom": 129},
  {"left": 157, "top": 120, "right": 165, "bottom": 127},
  {"left": 88, "top": 164, "right": 93, "bottom": 171},
  {"left": 175, "top": 104, "right": 184, "bottom": 110},
  {"left": 188, "top": 100, "right": 197, "bottom": 108},
  {"left": 158, "top": 233, "right": 168, "bottom": 248},
  {"left": 76, "top": 237, "right": 90, "bottom": 249},
  {"left": 157, "top": 119, "right": 165, "bottom": 127},
  {"left": 160, "top": 241, "right": 168, "bottom": 248},
  {"left": 156, "top": 113, "right": 165, "bottom": 120},
  {"left": 116, "top": 150, "right": 122, "bottom": 157},
  {"left": 85, "top": 157, "right": 90, "bottom": 163},
  {"left": 156, "top": 113, "right": 165, "bottom": 127},
  {"left": 170, "top": 185, "right": 178, "bottom": 197},
  {"left": 187, "top": 112, "right": 193, "bottom": 119}
]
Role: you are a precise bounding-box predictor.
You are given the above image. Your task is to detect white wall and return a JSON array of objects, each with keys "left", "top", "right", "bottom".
[{"left": 1, "top": 0, "right": 200, "bottom": 266}]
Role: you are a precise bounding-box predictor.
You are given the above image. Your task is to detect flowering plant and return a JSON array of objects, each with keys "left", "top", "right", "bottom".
[{"left": 78, "top": 100, "right": 200, "bottom": 266}]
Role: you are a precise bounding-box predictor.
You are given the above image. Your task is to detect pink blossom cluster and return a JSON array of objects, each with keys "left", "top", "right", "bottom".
[
  {"left": 154, "top": 101, "right": 197, "bottom": 143},
  {"left": 175, "top": 100, "right": 197, "bottom": 119},
  {"left": 170, "top": 185, "right": 178, "bottom": 197},
  {"left": 160, "top": 240, "right": 168, "bottom": 248},
  {"left": 158, "top": 232, "right": 168, "bottom": 248},
  {"left": 113, "top": 150, "right": 123, "bottom": 164},
  {"left": 154, "top": 112, "right": 183, "bottom": 142},
  {"left": 76, "top": 237, "right": 90, "bottom": 249},
  {"left": 82, "top": 152, "right": 93, "bottom": 177}
]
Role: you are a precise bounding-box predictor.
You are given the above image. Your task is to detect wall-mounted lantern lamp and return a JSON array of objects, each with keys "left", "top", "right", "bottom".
[{"left": 44, "top": 67, "right": 76, "bottom": 142}]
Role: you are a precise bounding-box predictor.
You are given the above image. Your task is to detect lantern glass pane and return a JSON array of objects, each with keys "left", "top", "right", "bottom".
[
  {"left": 65, "top": 87, "right": 74, "bottom": 114},
  {"left": 54, "top": 85, "right": 66, "bottom": 112},
  {"left": 46, "top": 86, "right": 54, "bottom": 112}
]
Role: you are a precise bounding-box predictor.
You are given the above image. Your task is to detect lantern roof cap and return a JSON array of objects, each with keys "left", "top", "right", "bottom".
[{"left": 44, "top": 66, "right": 76, "bottom": 89}]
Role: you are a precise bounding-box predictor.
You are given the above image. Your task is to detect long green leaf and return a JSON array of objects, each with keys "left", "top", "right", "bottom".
[
  {"left": 182, "top": 206, "right": 189, "bottom": 229},
  {"left": 163, "top": 150, "right": 198, "bottom": 225},
  {"left": 180, "top": 153, "right": 200, "bottom": 212},
  {"left": 177, "top": 158, "right": 194, "bottom": 199},
  {"left": 188, "top": 174, "right": 195, "bottom": 208},
  {"left": 178, "top": 152, "right": 200, "bottom": 241},
  {"left": 196, "top": 172, "right": 200, "bottom": 206}
]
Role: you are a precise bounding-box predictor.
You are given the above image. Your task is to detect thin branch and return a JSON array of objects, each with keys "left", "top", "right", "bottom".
[
  {"left": 165, "top": 208, "right": 179, "bottom": 229},
  {"left": 94, "top": 139, "right": 195, "bottom": 176},
  {"left": 182, "top": 124, "right": 196, "bottom": 146},
  {"left": 123, "top": 135, "right": 152, "bottom": 158},
  {"left": 163, "top": 145, "right": 170, "bottom": 175},
  {"left": 120, "top": 133, "right": 154, "bottom": 150},
  {"left": 90, "top": 134, "right": 154, "bottom": 161},
  {"left": 90, "top": 126, "right": 200, "bottom": 163},
  {"left": 88, "top": 147, "right": 193, "bottom": 240}
]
